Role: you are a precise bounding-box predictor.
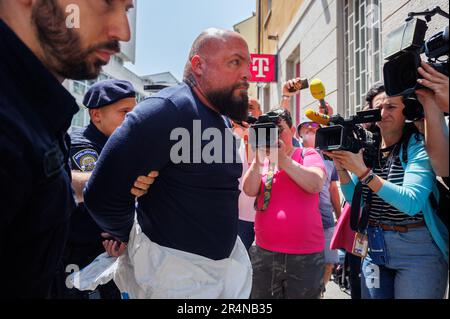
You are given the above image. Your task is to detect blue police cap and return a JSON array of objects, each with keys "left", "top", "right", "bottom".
[{"left": 83, "top": 79, "right": 136, "bottom": 109}]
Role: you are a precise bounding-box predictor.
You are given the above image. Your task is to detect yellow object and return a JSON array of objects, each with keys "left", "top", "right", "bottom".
[{"left": 310, "top": 79, "right": 326, "bottom": 100}]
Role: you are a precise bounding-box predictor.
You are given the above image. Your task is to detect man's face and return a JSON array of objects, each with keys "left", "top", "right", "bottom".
[
  {"left": 31, "top": 0, "right": 133, "bottom": 80},
  {"left": 201, "top": 36, "right": 252, "bottom": 122},
  {"left": 299, "top": 123, "right": 320, "bottom": 148},
  {"left": 93, "top": 97, "right": 136, "bottom": 137},
  {"left": 249, "top": 99, "right": 262, "bottom": 118}
]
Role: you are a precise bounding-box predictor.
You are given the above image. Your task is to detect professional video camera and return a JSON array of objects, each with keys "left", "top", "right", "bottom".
[
  {"left": 248, "top": 113, "right": 281, "bottom": 148},
  {"left": 383, "top": 6, "right": 449, "bottom": 120},
  {"left": 246, "top": 114, "right": 258, "bottom": 125},
  {"left": 312, "top": 109, "right": 381, "bottom": 166}
]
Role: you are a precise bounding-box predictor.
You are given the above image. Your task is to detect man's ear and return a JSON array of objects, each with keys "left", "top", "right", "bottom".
[
  {"left": 191, "top": 55, "right": 204, "bottom": 76},
  {"left": 89, "top": 109, "right": 101, "bottom": 124}
]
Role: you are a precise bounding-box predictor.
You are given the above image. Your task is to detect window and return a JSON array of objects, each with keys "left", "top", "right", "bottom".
[
  {"left": 73, "top": 81, "right": 87, "bottom": 96},
  {"left": 343, "top": 0, "right": 382, "bottom": 117},
  {"left": 71, "top": 106, "right": 85, "bottom": 129}
]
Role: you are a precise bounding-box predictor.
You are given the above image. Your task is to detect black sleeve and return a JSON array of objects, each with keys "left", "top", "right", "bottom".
[{"left": 83, "top": 98, "right": 180, "bottom": 242}]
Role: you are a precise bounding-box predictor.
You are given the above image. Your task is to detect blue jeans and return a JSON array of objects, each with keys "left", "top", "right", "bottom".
[{"left": 361, "top": 225, "right": 448, "bottom": 299}]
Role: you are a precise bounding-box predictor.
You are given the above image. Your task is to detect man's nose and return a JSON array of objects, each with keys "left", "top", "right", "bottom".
[{"left": 107, "top": 10, "right": 131, "bottom": 43}]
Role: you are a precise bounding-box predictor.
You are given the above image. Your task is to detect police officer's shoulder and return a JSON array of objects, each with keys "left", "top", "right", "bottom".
[
  {"left": 70, "top": 147, "right": 99, "bottom": 173},
  {"left": 70, "top": 145, "right": 99, "bottom": 172},
  {"left": 69, "top": 127, "right": 99, "bottom": 172}
]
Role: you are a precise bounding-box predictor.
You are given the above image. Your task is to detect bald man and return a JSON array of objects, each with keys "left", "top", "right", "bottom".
[
  {"left": 83, "top": 29, "right": 253, "bottom": 298},
  {"left": 249, "top": 97, "right": 262, "bottom": 118}
]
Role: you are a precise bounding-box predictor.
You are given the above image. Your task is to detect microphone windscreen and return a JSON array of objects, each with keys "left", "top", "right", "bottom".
[
  {"left": 310, "top": 79, "right": 326, "bottom": 101},
  {"left": 305, "top": 109, "right": 331, "bottom": 126}
]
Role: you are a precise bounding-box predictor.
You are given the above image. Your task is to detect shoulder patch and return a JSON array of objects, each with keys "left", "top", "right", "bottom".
[{"left": 72, "top": 149, "right": 99, "bottom": 172}]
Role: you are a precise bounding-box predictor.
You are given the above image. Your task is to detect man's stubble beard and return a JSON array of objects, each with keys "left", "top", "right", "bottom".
[{"left": 31, "top": 0, "right": 120, "bottom": 80}]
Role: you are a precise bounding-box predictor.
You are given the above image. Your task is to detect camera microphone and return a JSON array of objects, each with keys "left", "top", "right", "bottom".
[
  {"left": 310, "top": 79, "right": 328, "bottom": 113},
  {"left": 305, "top": 109, "right": 332, "bottom": 126}
]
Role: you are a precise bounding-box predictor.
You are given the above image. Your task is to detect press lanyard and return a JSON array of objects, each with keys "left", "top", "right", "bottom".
[{"left": 254, "top": 162, "right": 276, "bottom": 212}]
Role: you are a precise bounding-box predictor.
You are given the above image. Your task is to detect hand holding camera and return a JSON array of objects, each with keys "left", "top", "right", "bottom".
[
  {"left": 416, "top": 60, "right": 449, "bottom": 113},
  {"left": 324, "top": 149, "right": 368, "bottom": 178}
]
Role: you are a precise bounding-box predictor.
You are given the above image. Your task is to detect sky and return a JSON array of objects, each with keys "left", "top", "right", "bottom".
[{"left": 125, "top": 0, "right": 256, "bottom": 81}]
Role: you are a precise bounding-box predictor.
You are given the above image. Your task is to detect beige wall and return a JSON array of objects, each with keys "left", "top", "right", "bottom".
[
  {"left": 234, "top": 14, "right": 258, "bottom": 98},
  {"left": 258, "top": 0, "right": 304, "bottom": 54},
  {"left": 234, "top": 14, "right": 257, "bottom": 54}
]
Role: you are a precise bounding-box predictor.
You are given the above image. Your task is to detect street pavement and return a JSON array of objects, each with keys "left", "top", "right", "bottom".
[{"left": 323, "top": 280, "right": 351, "bottom": 299}]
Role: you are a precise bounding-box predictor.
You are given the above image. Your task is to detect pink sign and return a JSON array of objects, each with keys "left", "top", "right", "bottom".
[{"left": 250, "top": 54, "right": 277, "bottom": 82}]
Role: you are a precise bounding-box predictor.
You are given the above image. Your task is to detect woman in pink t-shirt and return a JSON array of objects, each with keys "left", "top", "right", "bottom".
[{"left": 243, "top": 108, "right": 326, "bottom": 299}]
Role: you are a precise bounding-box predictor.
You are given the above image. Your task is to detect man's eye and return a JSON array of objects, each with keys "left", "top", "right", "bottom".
[{"left": 231, "top": 60, "right": 240, "bottom": 66}]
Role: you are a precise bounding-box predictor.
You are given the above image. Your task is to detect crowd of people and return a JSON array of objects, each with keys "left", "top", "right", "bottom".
[{"left": 0, "top": 0, "right": 448, "bottom": 300}]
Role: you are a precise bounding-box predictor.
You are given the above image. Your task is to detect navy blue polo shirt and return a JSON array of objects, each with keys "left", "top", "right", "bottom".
[
  {"left": 0, "top": 19, "right": 79, "bottom": 298},
  {"left": 68, "top": 123, "right": 107, "bottom": 251},
  {"left": 84, "top": 83, "right": 243, "bottom": 261}
]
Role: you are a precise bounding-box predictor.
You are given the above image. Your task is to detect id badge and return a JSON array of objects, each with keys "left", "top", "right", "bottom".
[{"left": 352, "top": 232, "right": 368, "bottom": 258}]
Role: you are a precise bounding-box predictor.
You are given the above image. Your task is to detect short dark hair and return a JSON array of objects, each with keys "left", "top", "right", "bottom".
[
  {"left": 267, "top": 108, "right": 293, "bottom": 128},
  {"left": 365, "top": 84, "right": 422, "bottom": 163},
  {"left": 365, "top": 83, "right": 385, "bottom": 109}
]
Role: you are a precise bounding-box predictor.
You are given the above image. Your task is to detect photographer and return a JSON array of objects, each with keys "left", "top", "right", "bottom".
[
  {"left": 298, "top": 116, "right": 342, "bottom": 295},
  {"left": 243, "top": 108, "right": 326, "bottom": 299},
  {"left": 325, "top": 84, "right": 448, "bottom": 299},
  {"left": 416, "top": 61, "right": 449, "bottom": 178}
]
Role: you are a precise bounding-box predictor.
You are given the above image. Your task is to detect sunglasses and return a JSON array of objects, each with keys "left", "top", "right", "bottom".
[{"left": 302, "top": 123, "right": 320, "bottom": 129}]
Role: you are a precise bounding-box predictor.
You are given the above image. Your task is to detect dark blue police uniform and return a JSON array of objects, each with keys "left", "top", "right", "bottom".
[
  {"left": 66, "top": 124, "right": 107, "bottom": 263},
  {"left": 61, "top": 80, "right": 136, "bottom": 299},
  {"left": 0, "top": 19, "right": 79, "bottom": 298}
]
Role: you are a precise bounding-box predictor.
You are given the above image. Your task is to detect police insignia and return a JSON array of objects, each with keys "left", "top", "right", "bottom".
[{"left": 72, "top": 149, "right": 99, "bottom": 172}]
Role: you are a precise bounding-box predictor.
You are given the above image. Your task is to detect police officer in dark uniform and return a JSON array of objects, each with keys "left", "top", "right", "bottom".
[
  {"left": 61, "top": 80, "right": 145, "bottom": 299},
  {"left": 0, "top": 0, "right": 134, "bottom": 299},
  {"left": 0, "top": 19, "right": 80, "bottom": 299}
]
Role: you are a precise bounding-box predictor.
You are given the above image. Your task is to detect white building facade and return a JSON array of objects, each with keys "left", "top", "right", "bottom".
[{"left": 262, "top": 0, "right": 449, "bottom": 124}]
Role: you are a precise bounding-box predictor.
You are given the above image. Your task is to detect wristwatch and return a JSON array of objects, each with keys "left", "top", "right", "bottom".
[{"left": 361, "top": 170, "right": 376, "bottom": 185}]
